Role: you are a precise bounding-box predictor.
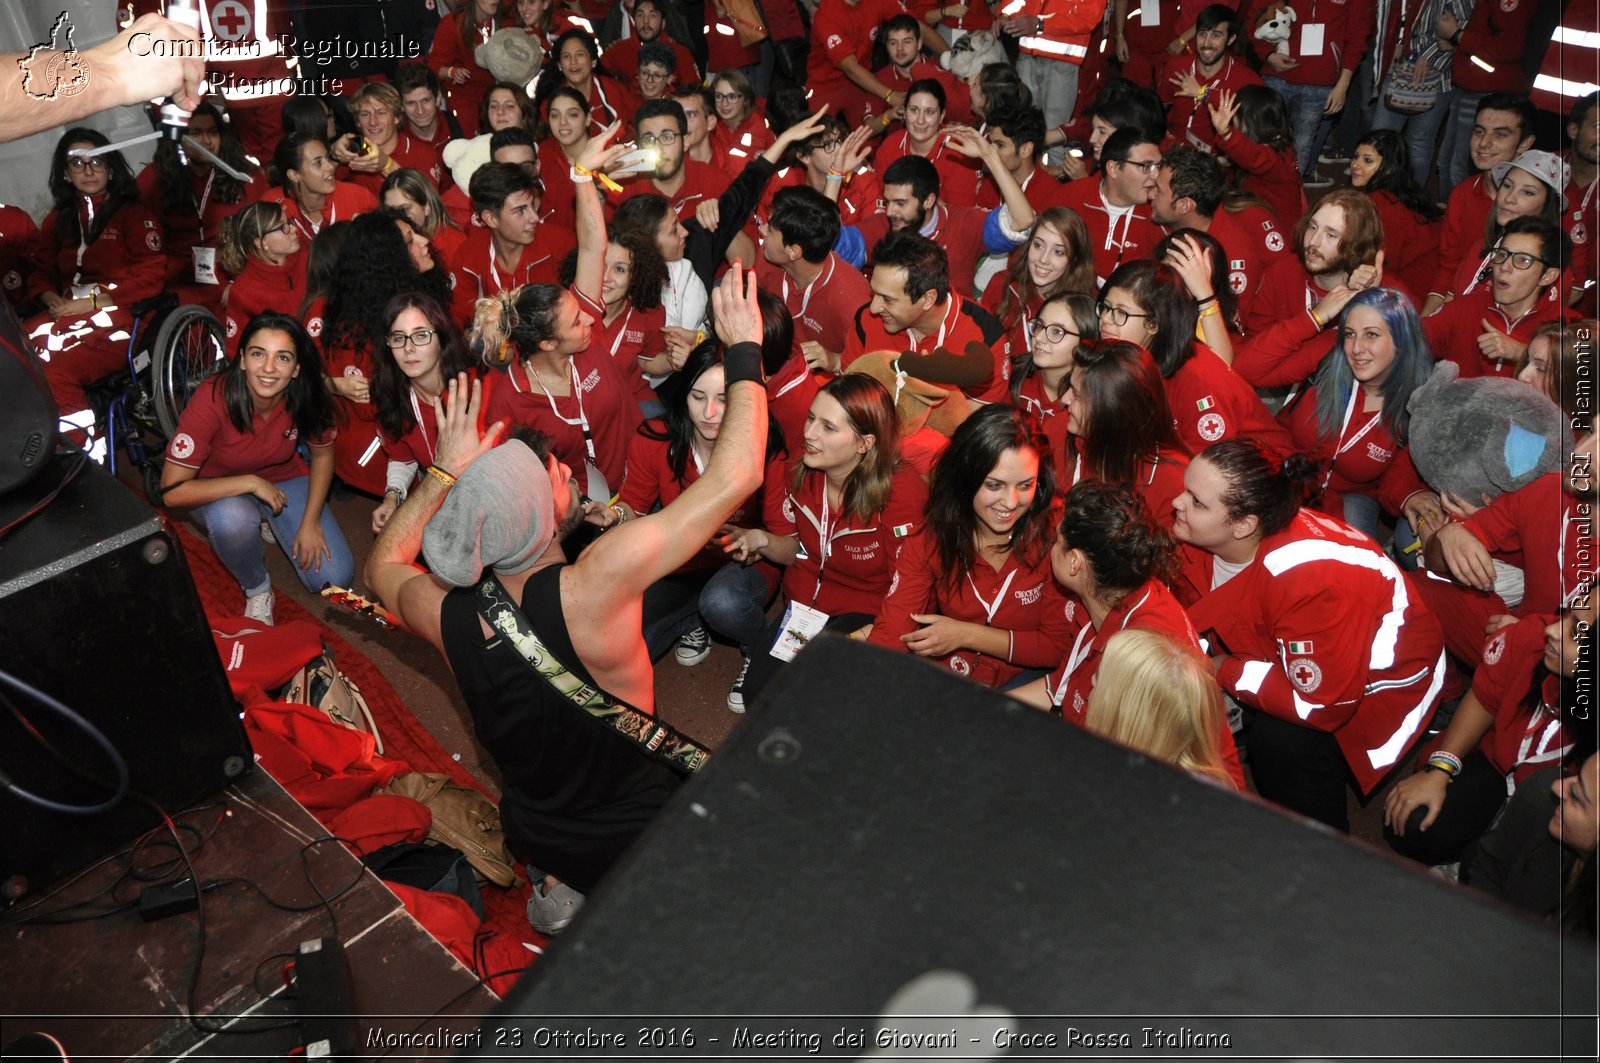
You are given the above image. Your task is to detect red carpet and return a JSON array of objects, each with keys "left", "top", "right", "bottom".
[{"left": 173, "top": 522, "right": 543, "bottom": 993}]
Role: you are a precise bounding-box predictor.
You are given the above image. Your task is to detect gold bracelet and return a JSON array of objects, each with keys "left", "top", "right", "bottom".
[{"left": 425, "top": 464, "right": 457, "bottom": 488}]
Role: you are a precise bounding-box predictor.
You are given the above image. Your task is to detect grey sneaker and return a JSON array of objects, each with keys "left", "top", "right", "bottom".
[
  {"left": 526, "top": 879, "right": 584, "bottom": 934},
  {"left": 727, "top": 655, "right": 751, "bottom": 713},
  {"left": 243, "top": 588, "right": 275, "bottom": 625},
  {"left": 259, "top": 519, "right": 276, "bottom": 544},
  {"left": 675, "top": 626, "right": 711, "bottom": 666},
  {"left": 1304, "top": 173, "right": 1334, "bottom": 189}
]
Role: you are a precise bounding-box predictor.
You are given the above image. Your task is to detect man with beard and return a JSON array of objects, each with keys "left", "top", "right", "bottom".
[
  {"left": 842, "top": 230, "right": 1007, "bottom": 403},
  {"left": 1156, "top": 5, "right": 1261, "bottom": 154},
  {"left": 1233, "top": 189, "right": 1388, "bottom": 389},
  {"left": 603, "top": 0, "right": 700, "bottom": 87},
  {"left": 1149, "top": 145, "right": 1287, "bottom": 322},
  {"left": 626, "top": 99, "right": 732, "bottom": 219},
  {"left": 874, "top": 14, "right": 972, "bottom": 123},
  {"left": 1038, "top": 127, "right": 1166, "bottom": 287},
  {"left": 366, "top": 268, "right": 771, "bottom": 933}
]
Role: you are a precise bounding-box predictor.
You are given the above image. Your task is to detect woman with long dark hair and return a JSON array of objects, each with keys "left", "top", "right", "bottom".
[
  {"left": 160, "top": 312, "right": 353, "bottom": 623},
  {"left": 381, "top": 166, "right": 468, "bottom": 267},
  {"left": 1277, "top": 287, "right": 1444, "bottom": 558},
  {"left": 312, "top": 210, "right": 453, "bottom": 495},
  {"left": 426, "top": 0, "right": 502, "bottom": 137},
  {"left": 265, "top": 132, "right": 378, "bottom": 241},
  {"left": 25, "top": 127, "right": 166, "bottom": 458},
  {"left": 534, "top": 29, "right": 631, "bottom": 137},
  {"left": 1171, "top": 438, "right": 1445, "bottom": 830},
  {"left": 369, "top": 292, "right": 478, "bottom": 533},
  {"left": 868, "top": 403, "right": 1075, "bottom": 688},
  {"left": 138, "top": 100, "right": 261, "bottom": 301},
  {"left": 1097, "top": 259, "right": 1291, "bottom": 457},
  {"left": 1061, "top": 339, "right": 1190, "bottom": 530},
  {"left": 1348, "top": 129, "right": 1443, "bottom": 297},
  {"left": 1010, "top": 292, "right": 1098, "bottom": 464},
  {"left": 721, "top": 375, "right": 928, "bottom": 711},
  {"left": 985, "top": 208, "right": 1096, "bottom": 368},
  {"left": 536, "top": 85, "right": 593, "bottom": 232}
]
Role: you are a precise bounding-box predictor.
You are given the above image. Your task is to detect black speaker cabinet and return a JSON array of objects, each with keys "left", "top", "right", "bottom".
[
  {"left": 0, "top": 454, "right": 252, "bottom": 898},
  {"left": 0, "top": 302, "right": 57, "bottom": 494},
  {"left": 478, "top": 638, "right": 1597, "bottom": 1059}
]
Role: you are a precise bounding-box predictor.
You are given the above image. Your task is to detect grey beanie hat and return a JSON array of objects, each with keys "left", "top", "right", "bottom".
[{"left": 422, "top": 440, "right": 554, "bottom": 587}]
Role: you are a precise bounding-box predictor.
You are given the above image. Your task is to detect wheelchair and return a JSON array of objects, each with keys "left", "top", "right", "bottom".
[{"left": 84, "top": 292, "right": 227, "bottom": 501}]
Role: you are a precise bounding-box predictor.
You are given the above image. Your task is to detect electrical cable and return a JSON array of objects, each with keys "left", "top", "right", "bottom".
[
  {"left": 0, "top": 441, "right": 90, "bottom": 541},
  {"left": 0, "top": 666, "right": 129, "bottom": 814}
]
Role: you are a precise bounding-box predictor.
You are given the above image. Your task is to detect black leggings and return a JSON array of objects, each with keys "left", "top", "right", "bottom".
[
  {"left": 1383, "top": 750, "right": 1509, "bottom": 866},
  {"left": 741, "top": 610, "right": 875, "bottom": 706},
  {"left": 1244, "top": 709, "right": 1355, "bottom": 832}
]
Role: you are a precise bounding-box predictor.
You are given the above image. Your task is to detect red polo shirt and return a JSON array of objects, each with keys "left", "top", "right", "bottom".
[
  {"left": 447, "top": 224, "right": 576, "bottom": 327},
  {"left": 166, "top": 375, "right": 334, "bottom": 482},
  {"left": 757, "top": 253, "right": 873, "bottom": 356},
  {"left": 843, "top": 296, "right": 1011, "bottom": 403}
]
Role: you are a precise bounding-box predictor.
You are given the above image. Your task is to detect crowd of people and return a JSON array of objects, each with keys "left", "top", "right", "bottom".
[{"left": 3, "top": 0, "right": 1593, "bottom": 937}]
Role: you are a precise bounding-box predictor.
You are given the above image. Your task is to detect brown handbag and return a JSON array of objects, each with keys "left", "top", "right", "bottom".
[
  {"left": 722, "top": 0, "right": 769, "bottom": 46},
  {"left": 379, "top": 772, "right": 523, "bottom": 888},
  {"left": 281, "top": 648, "right": 384, "bottom": 755}
]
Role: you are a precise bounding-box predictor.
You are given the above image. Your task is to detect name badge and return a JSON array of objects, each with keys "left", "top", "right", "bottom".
[
  {"left": 193, "top": 246, "right": 219, "bottom": 285},
  {"left": 1300, "top": 23, "right": 1325, "bottom": 56},
  {"left": 1139, "top": 0, "right": 1160, "bottom": 26}
]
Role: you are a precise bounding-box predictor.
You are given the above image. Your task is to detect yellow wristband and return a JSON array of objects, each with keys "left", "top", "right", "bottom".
[
  {"left": 426, "top": 464, "right": 457, "bottom": 488},
  {"left": 883, "top": 89, "right": 893, "bottom": 104},
  {"left": 573, "top": 162, "right": 623, "bottom": 193}
]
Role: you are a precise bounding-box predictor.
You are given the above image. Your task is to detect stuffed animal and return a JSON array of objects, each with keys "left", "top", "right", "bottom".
[
  {"left": 475, "top": 28, "right": 542, "bottom": 88},
  {"left": 846, "top": 350, "right": 972, "bottom": 474},
  {"left": 1405, "top": 361, "right": 1571, "bottom": 504},
  {"left": 1252, "top": 3, "right": 1297, "bottom": 57},
  {"left": 940, "top": 29, "right": 1007, "bottom": 81},
  {"left": 442, "top": 134, "right": 494, "bottom": 195}
]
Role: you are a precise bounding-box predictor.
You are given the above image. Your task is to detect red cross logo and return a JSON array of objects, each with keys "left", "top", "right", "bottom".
[
  {"left": 1287, "top": 657, "right": 1322, "bottom": 694},
  {"left": 211, "top": 0, "right": 251, "bottom": 42}
]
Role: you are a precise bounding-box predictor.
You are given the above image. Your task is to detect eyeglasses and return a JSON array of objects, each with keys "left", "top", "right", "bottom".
[
  {"left": 713, "top": 92, "right": 745, "bottom": 104},
  {"left": 637, "top": 130, "right": 679, "bottom": 147},
  {"left": 1096, "top": 302, "right": 1150, "bottom": 326},
  {"left": 1489, "top": 247, "right": 1549, "bottom": 271},
  {"left": 638, "top": 68, "right": 671, "bottom": 82},
  {"left": 1028, "top": 320, "right": 1079, "bottom": 344},
  {"left": 813, "top": 138, "right": 843, "bottom": 153},
  {"left": 268, "top": 221, "right": 297, "bottom": 236},
  {"left": 386, "top": 328, "right": 437, "bottom": 348},
  {"left": 1112, "top": 158, "right": 1162, "bottom": 175},
  {"left": 66, "top": 157, "right": 105, "bottom": 172}
]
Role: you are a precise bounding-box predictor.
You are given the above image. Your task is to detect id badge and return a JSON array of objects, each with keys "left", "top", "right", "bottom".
[
  {"left": 1139, "top": 0, "right": 1159, "bottom": 26},
  {"left": 1300, "top": 22, "right": 1325, "bottom": 56},
  {"left": 69, "top": 283, "right": 95, "bottom": 299},
  {"left": 193, "top": 245, "right": 219, "bottom": 285}
]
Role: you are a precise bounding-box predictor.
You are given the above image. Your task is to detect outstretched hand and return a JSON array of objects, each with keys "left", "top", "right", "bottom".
[
  {"left": 576, "top": 121, "right": 632, "bottom": 176},
  {"left": 1207, "top": 87, "right": 1240, "bottom": 135},
  {"left": 432, "top": 373, "right": 506, "bottom": 477},
  {"left": 712, "top": 260, "right": 765, "bottom": 350}
]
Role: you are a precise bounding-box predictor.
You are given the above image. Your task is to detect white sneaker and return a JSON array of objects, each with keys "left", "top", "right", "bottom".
[
  {"left": 675, "top": 626, "right": 711, "bottom": 666},
  {"left": 259, "top": 519, "right": 276, "bottom": 545},
  {"left": 526, "top": 879, "right": 585, "bottom": 933},
  {"left": 244, "top": 588, "right": 275, "bottom": 625},
  {"left": 727, "top": 655, "right": 752, "bottom": 713}
]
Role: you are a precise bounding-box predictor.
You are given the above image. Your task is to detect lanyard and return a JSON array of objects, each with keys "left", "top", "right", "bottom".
[
  {"left": 607, "top": 304, "right": 635, "bottom": 358},
  {"left": 75, "top": 195, "right": 94, "bottom": 275},
  {"left": 798, "top": 483, "right": 838, "bottom": 604},
  {"left": 966, "top": 565, "right": 1017, "bottom": 625},
  {"left": 1048, "top": 587, "right": 1153, "bottom": 707},
  {"left": 407, "top": 387, "right": 437, "bottom": 465},
  {"left": 908, "top": 298, "right": 955, "bottom": 353},
  {"left": 781, "top": 255, "right": 836, "bottom": 322},
  {"left": 529, "top": 359, "right": 598, "bottom": 464},
  {"left": 290, "top": 196, "right": 333, "bottom": 241},
  {"left": 1324, "top": 387, "right": 1382, "bottom": 490},
  {"left": 196, "top": 168, "right": 215, "bottom": 238}
]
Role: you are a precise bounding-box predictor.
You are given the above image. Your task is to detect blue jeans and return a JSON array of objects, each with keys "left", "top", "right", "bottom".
[
  {"left": 1339, "top": 491, "right": 1422, "bottom": 570},
  {"left": 1369, "top": 92, "right": 1452, "bottom": 189},
  {"left": 1265, "top": 76, "right": 1334, "bottom": 177},
  {"left": 1436, "top": 88, "right": 1485, "bottom": 201},
  {"left": 1333, "top": 51, "right": 1378, "bottom": 159},
  {"left": 641, "top": 562, "right": 773, "bottom": 661},
  {"left": 195, "top": 475, "right": 354, "bottom": 596}
]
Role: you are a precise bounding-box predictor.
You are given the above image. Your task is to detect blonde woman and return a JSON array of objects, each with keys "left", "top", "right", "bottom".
[
  {"left": 217, "top": 200, "right": 303, "bottom": 345},
  {"left": 1084, "top": 628, "right": 1237, "bottom": 789}
]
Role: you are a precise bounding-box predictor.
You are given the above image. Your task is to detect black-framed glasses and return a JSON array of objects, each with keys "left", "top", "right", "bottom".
[
  {"left": 637, "top": 130, "right": 680, "bottom": 147},
  {"left": 1112, "top": 158, "right": 1161, "bottom": 175},
  {"left": 1489, "top": 248, "right": 1549, "bottom": 271},
  {"left": 386, "top": 328, "right": 437, "bottom": 348},
  {"left": 638, "top": 67, "right": 671, "bottom": 82},
  {"left": 813, "top": 137, "right": 843, "bottom": 153},
  {"left": 1097, "top": 302, "right": 1150, "bottom": 326},
  {"left": 713, "top": 91, "right": 744, "bottom": 104},
  {"left": 1028, "top": 320, "right": 1079, "bottom": 344},
  {"left": 66, "top": 156, "right": 105, "bottom": 172}
]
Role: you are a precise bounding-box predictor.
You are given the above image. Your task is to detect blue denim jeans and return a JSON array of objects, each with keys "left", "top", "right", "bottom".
[
  {"left": 1339, "top": 491, "right": 1422, "bottom": 570},
  {"left": 1265, "top": 76, "right": 1334, "bottom": 177},
  {"left": 195, "top": 475, "right": 354, "bottom": 596},
  {"left": 641, "top": 562, "right": 773, "bottom": 661},
  {"left": 1436, "top": 88, "right": 1486, "bottom": 201},
  {"left": 1369, "top": 91, "right": 1452, "bottom": 189}
]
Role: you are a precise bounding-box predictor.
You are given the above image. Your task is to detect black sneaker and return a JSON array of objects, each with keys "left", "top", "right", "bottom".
[
  {"left": 727, "top": 656, "right": 751, "bottom": 713},
  {"left": 675, "top": 626, "right": 711, "bottom": 666}
]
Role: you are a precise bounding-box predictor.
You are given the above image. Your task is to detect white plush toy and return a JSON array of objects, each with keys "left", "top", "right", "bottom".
[
  {"left": 1253, "top": 3, "right": 1297, "bottom": 56},
  {"left": 442, "top": 134, "right": 494, "bottom": 193},
  {"left": 939, "top": 29, "right": 1007, "bottom": 80}
]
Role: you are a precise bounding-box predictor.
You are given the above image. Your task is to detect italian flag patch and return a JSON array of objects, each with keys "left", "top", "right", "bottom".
[
  {"left": 1287, "top": 640, "right": 1315, "bottom": 654},
  {"left": 1196, "top": 395, "right": 1216, "bottom": 412},
  {"left": 892, "top": 523, "right": 913, "bottom": 538}
]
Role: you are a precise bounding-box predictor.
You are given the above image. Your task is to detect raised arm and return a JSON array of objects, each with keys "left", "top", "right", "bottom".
[{"left": 571, "top": 124, "right": 629, "bottom": 305}]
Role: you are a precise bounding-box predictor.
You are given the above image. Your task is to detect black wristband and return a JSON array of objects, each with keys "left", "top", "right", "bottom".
[{"left": 724, "top": 341, "right": 764, "bottom": 385}]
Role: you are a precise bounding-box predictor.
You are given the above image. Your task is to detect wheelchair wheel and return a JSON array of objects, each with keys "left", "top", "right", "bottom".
[{"left": 151, "top": 304, "right": 227, "bottom": 439}]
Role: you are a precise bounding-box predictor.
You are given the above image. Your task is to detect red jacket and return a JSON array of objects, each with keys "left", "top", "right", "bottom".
[
  {"left": 1158, "top": 54, "right": 1264, "bottom": 154},
  {"left": 1183, "top": 509, "right": 1444, "bottom": 793},
  {"left": 757, "top": 252, "right": 873, "bottom": 357},
  {"left": 1237, "top": 259, "right": 1342, "bottom": 388},
  {"left": 1464, "top": 616, "right": 1571, "bottom": 785},
  {"left": 1421, "top": 284, "right": 1575, "bottom": 379},
  {"left": 1165, "top": 343, "right": 1294, "bottom": 456},
  {"left": 426, "top": 12, "right": 500, "bottom": 137},
  {"left": 765, "top": 349, "right": 829, "bottom": 454},
  {"left": 136, "top": 162, "right": 265, "bottom": 287},
  {"left": 447, "top": 225, "right": 575, "bottom": 327},
  {"left": 1364, "top": 189, "right": 1439, "bottom": 297},
  {"left": 869, "top": 526, "right": 1079, "bottom": 688},
  {"left": 1214, "top": 127, "right": 1306, "bottom": 227},
  {"left": 710, "top": 108, "right": 777, "bottom": 164},
  {"left": 0, "top": 203, "right": 37, "bottom": 310},
  {"left": 872, "top": 131, "right": 983, "bottom": 209},
  {"left": 1207, "top": 201, "right": 1292, "bottom": 324},
  {"left": 875, "top": 60, "right": 975, "bottom": 125},
  {"left": 1246, "top": 0, "right": 1374, "bottom": 85},
  {"left": 806, "top": 0, "right": 910, "bottom": 106},
  {"left": 1431, "top": 174, "right": 1495, "bottom": 299},
  {"left": 1461, "top": 472, "right": 1589, "bottom": 616},
  {"left": 766, "top": 461, "right": 929, "bottom": 617},
  {"left": 1014, "top": 369, "right": 1072, "bottom": 471},
  {"left": 261, "top": 182, "right": 378, "bottom": 243},
  {"left": 1037, "top": 174, "right": 1165, "bottom": 286},
  {"left": 1277, "top": 385, "right": 1428, "bottom": 518},
  {"left": 844, "top": 296, "right": 1011, "bottom": 403},
  {"left": 856, "top": 200, "right": 991, "bottom": 299},
  {"left": 1451, "top": 0, "right": 1538, "bottom": 93},
  {"left": 223, "top": 252, "right": 306, "bottom": 347},
  {"left": 1061, "top": 442, "right": 1191, "bottom": 531},
  {"left": 27, "top": 194, "right": 165, "bottom": 308},
  {"left": 1013, "top": 0, "right": 1108, "bottom": 66}
]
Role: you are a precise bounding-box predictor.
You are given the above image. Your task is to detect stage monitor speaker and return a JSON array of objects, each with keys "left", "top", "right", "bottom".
[
  {"left": 0, "top": 302, "right": 58, "bottom": 495},
  {"left": 477, "top": 638, "right": 1596, "bottom": 1059},
  {"left": 0, "top": 455, "right": 252, "bottom": 898}
]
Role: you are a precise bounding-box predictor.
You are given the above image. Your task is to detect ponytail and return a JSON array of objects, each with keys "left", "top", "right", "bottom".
[
  {"left": 216, "top": 201, "right": 286, "bottom": 276},
  {"left": 1199, "top": 439, "right": 1319, "bottom": 537}
]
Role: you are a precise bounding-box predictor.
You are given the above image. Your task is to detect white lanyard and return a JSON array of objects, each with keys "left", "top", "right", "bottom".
[
  {"left": 966, "top": 565, "right": 1017, "bottom": 624},
  {"left": 1325, "top": 387, "right": 1382, "bottom": 490},
  {"left": 1018, "top": 286, "right": 1034, "bottom": 354},
  {"left": 1577, "top": 177, "right": 1596, "bottom": 223},
  {"left": 607, "top": 304, "right": 635, "bottom": 358},
  {"left": 798, "top": 484, "right": 838, "bottom": 604},
  {"left": 407, "top": 387, "right": 436, "bottom": 465},
  {"left": 908, "top": 298, "right": 955, "bottom": 353},
  {"left": 782, "top": 255, "right": 836, "bottom": 322},
  {"left": 75, "top": 195, "right": 95, "bottom": 274},
  {"left": 593, "top": 78, "right": 616, "bottom": 125},
  {"left": 1048, "top": 587, "right": 1152, "bottom": 708},
  {"left": 1514, "top": 702, "right": 1566, "bottom": 775},
  {"left": 290, "top": 196, "right": 333, "bottom": 241},
  {"left": 529, "top": 359, "right": 598, "bottom": 464}
]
